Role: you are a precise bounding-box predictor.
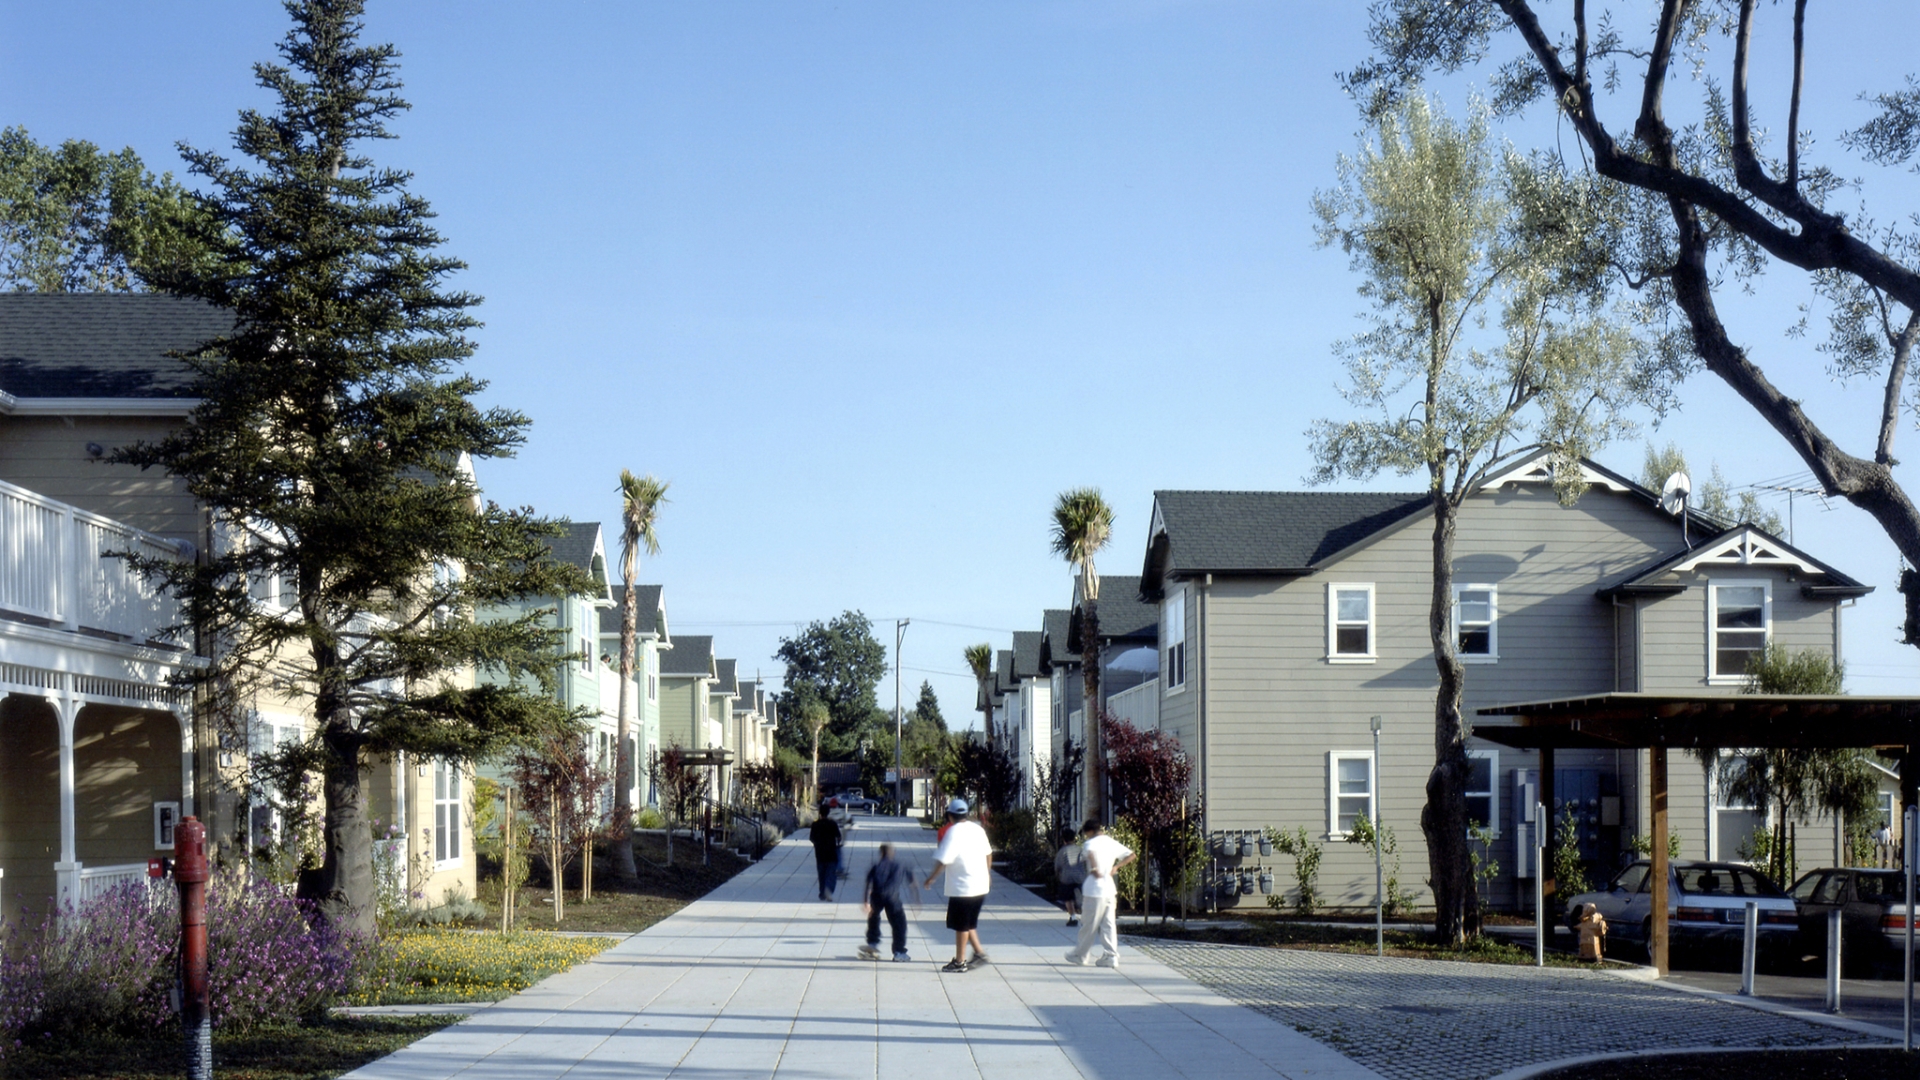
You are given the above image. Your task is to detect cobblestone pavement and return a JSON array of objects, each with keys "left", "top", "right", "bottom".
[{"left": 1133, "top": 939, "right": 1885, "bottom": 1080}]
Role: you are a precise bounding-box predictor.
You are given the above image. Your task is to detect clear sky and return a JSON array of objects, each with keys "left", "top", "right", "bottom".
[{"left": 5, "top": 1, "right": 1918, "bottom": 724}]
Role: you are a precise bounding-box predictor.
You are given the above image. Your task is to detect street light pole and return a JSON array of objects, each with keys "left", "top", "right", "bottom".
[
  {"left": 894, "top": 619, "right": 910, "bottom": 814},
  {"left": 1371, "top": 715, "right": 1383, "bottom": 958}
]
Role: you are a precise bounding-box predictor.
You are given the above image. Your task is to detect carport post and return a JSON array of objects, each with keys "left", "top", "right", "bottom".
[
  {"left": 1534, "top": 801, "right": 1545, "bottom": 967},
  {"left": 1739, "top": 901, "right": 1757, "bottom": 996},
  {"left": 1650, "top": 745, "right": 1669, "bottom": 977},
  {"left": 1904, "top": 803, "right": 1914, "bottom": 1051}
]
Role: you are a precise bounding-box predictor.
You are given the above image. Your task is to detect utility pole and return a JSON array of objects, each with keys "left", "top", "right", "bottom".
[{"left": 894, "top": 619, "right": 910, "bottom": 814}]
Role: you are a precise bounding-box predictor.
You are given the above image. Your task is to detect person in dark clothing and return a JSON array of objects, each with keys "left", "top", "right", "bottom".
[
  {"left": 858, "top": 842, "right": 911, "bottom": 962},
  {"left": 809, "top": 803, "right": 842, "bottom": 900}
]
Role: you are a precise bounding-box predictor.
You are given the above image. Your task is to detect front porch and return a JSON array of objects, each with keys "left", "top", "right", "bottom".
[{"left": 0, "top": 477, "right": 201, "bottom": 922}]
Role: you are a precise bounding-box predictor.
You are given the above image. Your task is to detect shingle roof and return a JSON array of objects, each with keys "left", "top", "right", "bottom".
[
  {"left": 0, "top": 293, "right": 232, "bottom": 399},
  {"left": 1010, "top": 630, "right": 1043, "bottom": 681},
  {"left": 596, "top": 584, "right": 665, "bottom": 638},
  {"left": 1038, "top": 608, "right": 1074, "bottom": 673},
  {"left": 1067, "top": 575, "right": 1158, "bottom": 651},
  {"left": 546, "top": 522, "right": 602, "bottom": 574},
  {"left": 659, "top": 634, "right": 714, "bottom": 677},
  {"left": 994, "top": 649, "right": 1017, "bottom": 696},
  {"left": 713, "top": 659, "right": 738, "bottom": 698},
  {"left": 1141, "top": 491, "right": 1428, "bottom": 595}
]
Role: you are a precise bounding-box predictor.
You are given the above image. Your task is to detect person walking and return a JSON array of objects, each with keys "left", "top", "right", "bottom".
[
  {"left": 1064, "top": 819, "right": 1134, "bottom": 970},
  {"left": 858, "top": 842, "right": 911, "bottom": 962},
  {"left": 925, "top": 797, "right": 992, "bottom": 973},
  {"left": 1052, "top": 827, "right": 1086, "bottom": 927},
  {"left": 809, "top": 801, "right": 842, "bottom": 901}
]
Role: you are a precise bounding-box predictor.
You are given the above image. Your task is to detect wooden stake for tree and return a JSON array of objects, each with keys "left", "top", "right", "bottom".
[
  {"left": 501, "top": 785, "right": 516, "bottom": 931},
  {"left": 551, "top": 782, "right": 564, "bottom": 923}
]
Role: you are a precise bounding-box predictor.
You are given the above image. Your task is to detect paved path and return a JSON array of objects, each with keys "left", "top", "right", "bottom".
[
  {"left": 347, "top": 815, "right": 1377, "bottom": 1080},
  {"left": 1138, "top": 938, "right": 1889, "bottom": 1080}
]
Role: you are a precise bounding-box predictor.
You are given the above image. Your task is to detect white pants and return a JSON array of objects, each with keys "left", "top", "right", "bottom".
[{"left": 1066, "top": 892, "right": 1119, "bottom": 965}]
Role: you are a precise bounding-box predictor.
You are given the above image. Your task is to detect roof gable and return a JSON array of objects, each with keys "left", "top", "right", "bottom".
[
  {"left": 713, "top": 659, "right": 738, "bottom": 697},
  {"left": 1038, "top": 608, "right": 1073, "bottom": 673},
  {"left": 1601, "top": 524, "right": 1870, "bottom": 598},
  {"left": 597, "top": 583, "right": 666, "bottom": 639},
  {"left": 1067, "top": 575, "right": 1157, "bottom": 651},
  {"left": 659, "top": 634, "right": 715, "bottom": 677}
]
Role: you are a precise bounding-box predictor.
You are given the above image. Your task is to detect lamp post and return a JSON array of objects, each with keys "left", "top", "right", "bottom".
[
  {"left": 1371, "top": 715, "right": 1383, "bottom": 958},
  {"left": 894, "top": 619, "right": 910, "bottom": 813}
]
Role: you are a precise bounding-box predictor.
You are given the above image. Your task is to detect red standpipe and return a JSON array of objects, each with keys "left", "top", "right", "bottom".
[{"left": 174, "top": 816, "right": 213, "bottom": 1080}]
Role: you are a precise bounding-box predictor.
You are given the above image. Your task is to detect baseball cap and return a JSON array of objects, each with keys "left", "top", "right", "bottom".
[{"left": 946, "top": 797, "right": 969, "bottom": 815}]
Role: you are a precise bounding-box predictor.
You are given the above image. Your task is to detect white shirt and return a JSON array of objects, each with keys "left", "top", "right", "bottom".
[
  {"left": 932, "top": 819, "right": 993, "bottom": 898},
  {"left": 1079, "top": 833, "right": 1132, "bottom": 899}
]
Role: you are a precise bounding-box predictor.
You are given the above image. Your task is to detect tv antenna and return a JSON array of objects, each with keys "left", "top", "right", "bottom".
[
  {"left": 1746, "top": 481, "right": 1827, "bottom": 545},
  {"left": 1660, "top": 471, "right": 1692, "bottom": 549}
]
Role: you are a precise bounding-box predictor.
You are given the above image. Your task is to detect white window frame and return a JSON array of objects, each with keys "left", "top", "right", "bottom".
[
  {"left": 1465, "top": 749, "right": 1499, "bottom": 836},
  {"left": 1162, "top": 586, "right": 1188, "bottom": 692},
  {"left": 1327, "top": 583, "right": 1377, "bottom": 664},
  {"left": 1452, "top": 583, "right": 1499, "bottom": 663},
  {"left": 1712, "top": 751, "right": 1760, "bottom": 811},
  {"left": 433, "top": 758, "right": 463, "bottom": 869},
  {"left": 647, "top": 672, "right": 658, "bottom": 702},
  {"left": 1328, "top": 750, "right": 1376, "bottom": 839},
  {"left": 1707, "top": 579, "right": 1772, "bottom": 684}
]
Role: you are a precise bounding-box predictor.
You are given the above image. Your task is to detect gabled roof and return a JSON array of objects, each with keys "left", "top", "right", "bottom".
[
  {"left": 1141, "top": 491, "right": 1427, "bottom": 593},
  {"left": 1038, "top": 608, "right": 1074, "bottom": 673},
  {"left": 712, "top": 659, "right": 738, "bottom": 698},
  {"left": 1067, "top": 575, "right": 1158, "bottom": 652},
  {"left": 1010, "top": 630, "right": 1044, "bottom": 682},
  {"left": 0, "top": 293, "right": 230, "bottom": 402},
  {"left": 542, "top": 522, "right": 610, "bottom": 601},
  {"left": 596, "top": 584, "right": 667, "bottom": 640},
  {"left": 1596, "top": 524, "right": 1871, "bottom": 599},
  {"left": 659, "top": 634, "right": 715, "bottom": 677},
  {"left": 994, "top": 649, "right": 1017, "bottom": 696}
]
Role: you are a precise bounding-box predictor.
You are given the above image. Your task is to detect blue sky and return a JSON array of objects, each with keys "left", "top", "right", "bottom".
[{"left": 5, "top": 1, "right": 1918, "bottom": 721}]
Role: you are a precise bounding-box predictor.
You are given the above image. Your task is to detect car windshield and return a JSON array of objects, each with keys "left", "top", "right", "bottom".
[
  {"left": 1611, "top": 864, "right": 1650, "bottom": 894},
  {"left": 1677, "top": 866, "right": 1779, "bottom": 897},
  {"left": 1854, "top": 872, "right": 1906, "bottom": 903}
]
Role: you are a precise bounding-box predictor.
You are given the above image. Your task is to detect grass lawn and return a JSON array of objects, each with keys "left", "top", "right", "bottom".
[
  {"left": 1534, "top": 1048, "right": 1920, "bottom": 1079},
  {"left": 478, "top": 830, "right": 748, "bottom": 935},
  {"left": 1123, "top": 913, "right": 1596, "bottom": 968},
  {"left": 351, "top": 929, "right": 621, "bottom": 1005},
  {"left": 1, "top": 1014, "right": 462, "bottom": 1080}
]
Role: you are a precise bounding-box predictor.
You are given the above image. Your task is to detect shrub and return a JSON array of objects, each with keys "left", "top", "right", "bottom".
[
  {"left": 1343, "top": 813, "right": 1417, "bottom": 916},
  {"left": 984, "top": 808, "right": 1049, "bottom": 883},
  {"left": 399, "top": 883, "right": 489, "bottom": 928},
  {"left": 635, "top": 806, "right": 666, "bottom": 830},
  {"left": 1267, "top": 826, "right": 1323, "bottom": 916}
]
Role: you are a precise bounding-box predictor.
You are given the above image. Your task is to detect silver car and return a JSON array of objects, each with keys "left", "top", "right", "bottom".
[{"left": 1566, "top": 860, "right": 1798, "bottom": 954}]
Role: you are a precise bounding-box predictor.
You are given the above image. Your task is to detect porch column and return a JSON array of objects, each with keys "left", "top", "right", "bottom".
[
  {"left": 1650, "top": 744, "right": 1670, "bottom": 977},
  {"left": 53, "top": 692, "right": 79, "bottom": 909}
]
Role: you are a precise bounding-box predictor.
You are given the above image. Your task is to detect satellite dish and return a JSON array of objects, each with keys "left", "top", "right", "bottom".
[{"left": 1659, "top": 471, "right": 1691, "bottom": 517}]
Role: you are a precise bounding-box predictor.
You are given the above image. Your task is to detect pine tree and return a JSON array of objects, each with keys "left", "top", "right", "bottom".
[{"left": 119, "top": 0, "right": 588, "bottom": 934}]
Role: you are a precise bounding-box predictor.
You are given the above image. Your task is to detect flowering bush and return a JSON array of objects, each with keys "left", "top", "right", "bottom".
[{"left": 0, "top": 869, "right": 361, "bottom": 1059}]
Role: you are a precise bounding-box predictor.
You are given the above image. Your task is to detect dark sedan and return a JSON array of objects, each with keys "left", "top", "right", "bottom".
[{"left": 1789, "top": 867, "right": 1918, "bottom": 974}]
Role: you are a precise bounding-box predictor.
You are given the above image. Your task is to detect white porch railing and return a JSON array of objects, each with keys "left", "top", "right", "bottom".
[
  {"left": 1107, "top": 677, "right": 1161, "bottom": 730},
  {"left": 76, "top": 862, "right": 154, "bottom": 905},
  {"left": 0, "top": 477, "right": 186, "bottom": 646}
]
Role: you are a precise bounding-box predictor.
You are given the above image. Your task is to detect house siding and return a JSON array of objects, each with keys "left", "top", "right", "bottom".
[{"left": 0, "top": 416, "right": 200, "bottom": 542}]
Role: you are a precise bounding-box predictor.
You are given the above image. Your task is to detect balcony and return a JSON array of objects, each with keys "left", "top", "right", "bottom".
[{"left": 0, "top": 476, "right": 189, "bottom": 649}]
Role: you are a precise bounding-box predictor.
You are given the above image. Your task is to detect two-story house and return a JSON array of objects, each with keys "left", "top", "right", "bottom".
[
  {"left": 596, "top": 584, "right": 669, "bottom": 808},
  {"left": 1137, "top": 453, "right": 1885, "bottom": 912},
  {"left": 658, "top": 633, "right": 720, "bottom": 794}
]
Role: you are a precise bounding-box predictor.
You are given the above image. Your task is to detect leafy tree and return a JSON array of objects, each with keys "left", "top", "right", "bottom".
[
  {"left": 1050, "top": 488, "right": 1115, "bottom": 818},
  {"left": 951, "top": 736, "right": 1022, "bottom": 813},
  {"left": 1309, "top": 94, "right": 1653, "bottom": 944},
  {"left": 0, "top": 126, "right": 212, "bottom": 292},
  {"left": 1639, "top": 442, "right": 1784, "bottom": 535},
  {"left": 1346, "top": 1, "right": 1920, "bottom": 661},
  {"left": 657, "top": 745, "right": 709, "bottom": 867},
  {"left": 911, "top": 680, "right": 946, "bottom": 732},
  {"left": 116, "top": 0, "right": 588, "bottom": 935},
  {"left": 510, "top": 734, "right": 611, "bottom": 920},
  {"left": 774, "top": 611, "right": 888, "bottom": 758},
  {"left": 1102, "top": 714, "right": 1196, "bottom": 924},
  {"left": 801, "top": 700, "right": 830, "bottom": 802},
  {"left": 612, "top": 470, "right": 668, "bottom": 882},
  {"left": 963, "top": 643, "right": 994, "bottom": 745}
]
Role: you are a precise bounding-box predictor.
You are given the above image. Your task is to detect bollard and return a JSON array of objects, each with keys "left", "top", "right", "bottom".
[
  {"left": 174, "top": 816, "right": 212, "bottom": 1080},
  {"left": 1739, "top": 901, "right": 1757, "bottom": 997},
  {"left": 1826, "top": 907, "right": 1843, "bottom": 1014}
]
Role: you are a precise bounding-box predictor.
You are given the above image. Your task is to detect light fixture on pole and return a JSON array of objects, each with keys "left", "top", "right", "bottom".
[
  {"left": 1371, "top": 714, "right": 1383, "bottom": 958},
  {"left": 894, "top": 619, "right": 910, "bottom": 814}
]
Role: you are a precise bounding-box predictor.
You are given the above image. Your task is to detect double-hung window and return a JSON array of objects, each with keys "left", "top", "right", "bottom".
[
  {"left": 1465, "top": 749, "right": 1498, "bottom": 833},
  {"left": 1453, "top": 584, "right": 1498, "bottom": 662},
  {"left": 1162, "top": 587, "right": 1187, "bottom": 691},
  {"left": 1708, "top": 580, "right": 1770, "bottom": 682},
  {"left": 1327, "top": 584, "right": 1376, "bottom": 662},
  {"left": 433, "top": 759, "right": 462, "bottom": 868},
  {"left": 1328, "top": 751, "right": 1375, "bottom": 837}
]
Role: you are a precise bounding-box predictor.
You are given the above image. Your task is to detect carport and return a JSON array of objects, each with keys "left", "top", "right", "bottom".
[{"left": 1475, "top": 693, "right": 1919, "bottom": 976}]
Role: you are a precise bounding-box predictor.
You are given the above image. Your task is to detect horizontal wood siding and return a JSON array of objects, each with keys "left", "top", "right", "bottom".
[
  {"left": 0, "top": 417, "right": 199, "bottom": 542},
  {"left": 1639, "top": 570, "right": 1838, "bottom": 690}
]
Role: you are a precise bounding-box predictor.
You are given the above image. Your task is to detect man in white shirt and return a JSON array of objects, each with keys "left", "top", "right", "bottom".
[
  {"left": 924, "top": 797, "right": 993, "bottom": 973},
  {"left": 1064, "top": 818, "right": 1134, "bottom": 970}
]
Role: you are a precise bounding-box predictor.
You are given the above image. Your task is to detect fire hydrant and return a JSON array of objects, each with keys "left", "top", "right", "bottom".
[{"left": 174, "top": 816, "right": 212, "bottom": 1080}]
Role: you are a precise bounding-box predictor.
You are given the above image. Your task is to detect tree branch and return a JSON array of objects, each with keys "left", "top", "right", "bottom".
[
  {"left": 1879, "top": 308, "right": 1920, "bottom": 466},
  {"left": 1788, "top": 0, "right": 1807, "bottom": 191}
]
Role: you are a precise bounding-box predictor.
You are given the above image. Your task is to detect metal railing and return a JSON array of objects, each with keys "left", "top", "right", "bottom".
[{"left": 0, "top": 477, "right": 186, "bottom": 646}]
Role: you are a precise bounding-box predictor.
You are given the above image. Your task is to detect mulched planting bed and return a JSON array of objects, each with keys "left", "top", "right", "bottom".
[
  {"left": 2, "top": 1014, "right": 461, "bottom": 1080},
  {"left": 1124, "top": 915, "right": 1596, "bottom": 968},
  {"left": 1534, "top": 1047, "right": 1919, "bottom": 1079},
  {"left": 478, "top": 831, "right": 749, "bottom": 935}
]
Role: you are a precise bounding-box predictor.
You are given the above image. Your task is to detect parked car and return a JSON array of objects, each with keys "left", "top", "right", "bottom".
[
  {"left": 1565, "top": 860, "right": 1798, "bottom": 956},
  {"left": 835, "top": 791, "right": 881, "bottom": 814},
  {"left": 1788, "top": 867, "right": 1918, "bottom": 973}
]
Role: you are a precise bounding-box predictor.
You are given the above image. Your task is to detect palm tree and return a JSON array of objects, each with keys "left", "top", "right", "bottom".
[
  {"left": 613, "top": 470, "right": 669, "bottom": 881},
  {"left": 964, "top": 643, "right": 994, "bottom": 747},
  {"left": 1050, "top": 488, "right": 1114, "bottom": 819}
]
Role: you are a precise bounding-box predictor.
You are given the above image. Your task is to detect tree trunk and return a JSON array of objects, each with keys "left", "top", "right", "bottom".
[
  {"left": 298, "top": 654, "right": 376, "bottom": 937},
  {"left": 613, "top": 583, "right": 638, "bottom": 881},
  {"left": 1419, "top": 493, "right": 1477, "bottom": 945},
  {"left": 1082, "top": 599, "right": 1104, "bottom": 820}
]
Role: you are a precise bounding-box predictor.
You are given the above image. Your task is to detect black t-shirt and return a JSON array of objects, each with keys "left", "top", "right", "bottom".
[{"left": 809, "top": 816, "right": 841, "bottom": 861}]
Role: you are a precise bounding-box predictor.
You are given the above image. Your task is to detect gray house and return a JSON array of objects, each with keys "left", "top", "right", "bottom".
[{"left": 1138, "top": 453, "right": 1877, "bottom": 912}]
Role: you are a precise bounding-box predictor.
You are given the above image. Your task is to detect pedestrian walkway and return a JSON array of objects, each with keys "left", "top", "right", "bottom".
[{"left": 347, "top": 815, "right": 1378, "bottom": 1079}]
